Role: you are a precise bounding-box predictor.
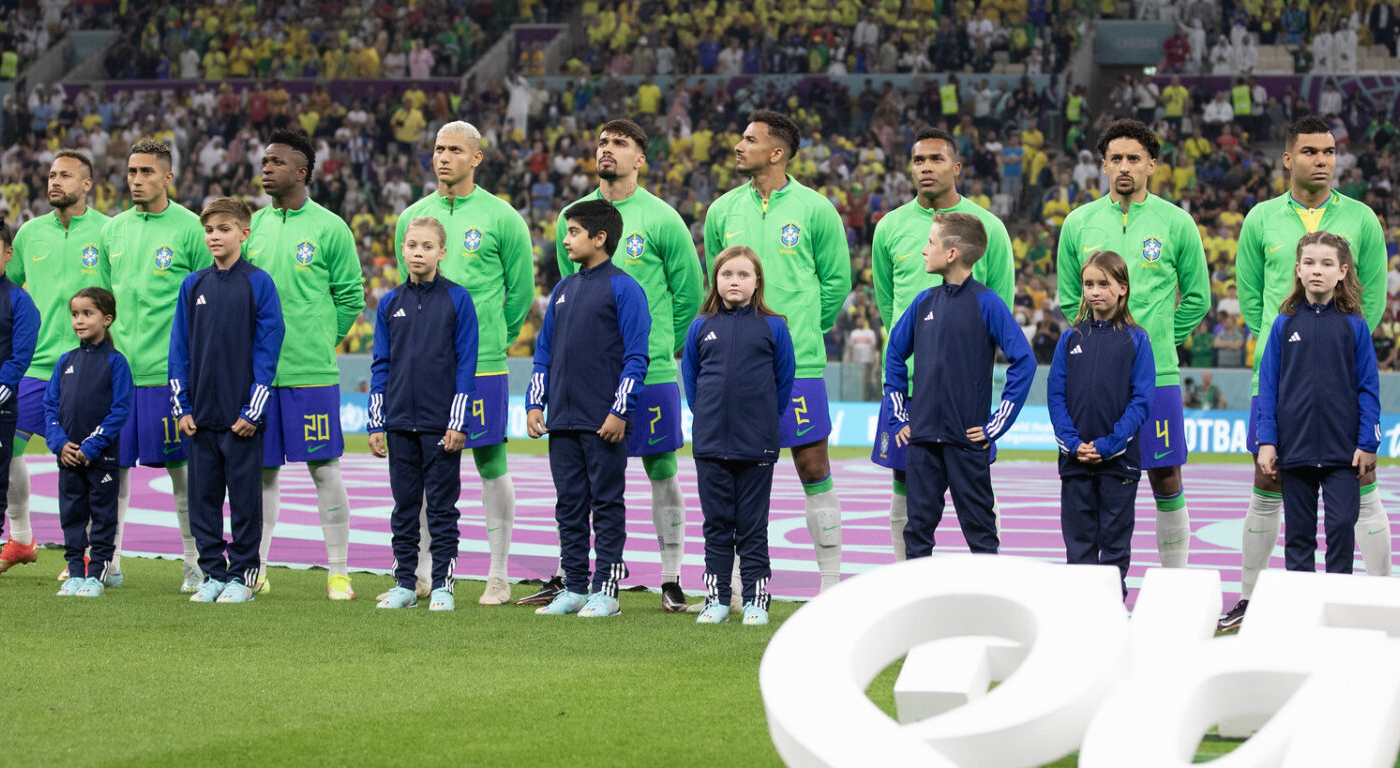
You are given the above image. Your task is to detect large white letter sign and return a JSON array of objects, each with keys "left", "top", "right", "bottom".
[
  {"left": 759, "top": 556, "right": 1131, "bottom": 768},
  {"left": 761, "top": 560, "right": 1400, "bottom": 767}
]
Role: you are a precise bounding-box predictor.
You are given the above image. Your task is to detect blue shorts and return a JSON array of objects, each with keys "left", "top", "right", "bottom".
[
  {"left": 870, "top": 394, "right": 998, "bottom": 472},
  {"left": 1137, "top": 385, "right": 1187, "bottom": 469},
  {"left": 871, "top": 395, "right": 908, "bottom": 470},
  {"left": 627, "top": 381, "right": 683, "bottom": 456},
  {"left": 779, "top": 378, "right": 832, "bottom": 448},
  {"left": 262, "top": 385, "right": 343, "bottom": 466},
  {"left": 119, "top": 386, "right": 189, "bottom": 467},
  {"left": 16, "top": 376, "right": 47, "bottom": 437},
  {"left": 1247, "top": 395, "right": 1260, "bottom": 454},
  {"left": 461, "top": 372, "right": 509, "bottom": 450}
]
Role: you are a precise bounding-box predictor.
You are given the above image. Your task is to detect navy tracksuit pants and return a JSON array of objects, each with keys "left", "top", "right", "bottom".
[
  {"left": 387, "top": 430, "right": 462, "bottom": 591},
  {"left": 0, "top": 401, "right": 14, "bottom": 538},
  {"left": 696, "top": 458, "right": 773, "bottom": 608},
  {"left": 1281, "top": 465, "right": 1359, "bottom": 574},
  {"left": 188, "top": 429, "right": 263, "bottom": 585},
  {"left": 1061, "top": 473, "right": 1139, "bottom": 597},
  {"left": 905, "top": 441, "right": 998, "bottom": 558},
  {"left": 57, "top": 460, "right": 119, "bottom": 581},
  {"left": 549, "top": 430, "right": 629, "bottom": 597}
]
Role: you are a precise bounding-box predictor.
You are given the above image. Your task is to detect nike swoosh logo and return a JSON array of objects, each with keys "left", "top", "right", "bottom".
[
  {"left": 1268, "top": 244, "right": 1284, "bottom": 253},
  {"left": 1369, "top": 528, "right": 1387, "bottom": 536},
  {"left": 250, "top": 249, "right": 263, "bottom": 258},
  {"left": 1161, "top": 537, "right": 1186, "bottom": 546},
  {"left": 469, "top": 430, "right": 487, "bottom": 440},
  {"left": 648, "top": 435, "right": 668, "bottom": 445},
  {"left": 896, "top": 252, "right": 913, "bottom": 261},
  {"left": 31, "top": 254, "right": 48, "bottom": 262},
  {"left": 1247, "top": 528, "right": 1269, "bottom": 534},
  {"left": 1154, "top": 450, "right": 1173, "bottom": 459},
  {"left": 725, "top": 230, "right": 744, "bottom": 239},
  {"left": 822, "top": 525, "right": 839, "bottom": 531},
  {"left": 670, "top": 521, "right": 683, "bottom": 527},
  {"left": 163, "top": 445, "right": 181, "bottom": 454},
  {"left": 108, "top": 252, "right": 122, "bottom": 259},
  {"left": 307, "top": 444, "right": 325, "bottom": 453},
  {"left": 1083, "top": 244, "right": 1104, "bottom": 252},
  {"left": 796, "top": 425, "right": 814, "bottom": 436},
  {"left": 487, "top": 526, "right": 500, "bottom": 532}
]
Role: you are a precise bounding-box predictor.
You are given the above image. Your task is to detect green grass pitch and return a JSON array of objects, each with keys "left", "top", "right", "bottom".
[{"left": 9, "top": 438, "right": 1395, "bottom": 765}]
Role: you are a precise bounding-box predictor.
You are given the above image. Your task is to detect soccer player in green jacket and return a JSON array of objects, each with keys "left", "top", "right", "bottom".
[
  {"left": 1218, "top": 115, "right": 1392, "bottom": 633},
  {"left": 99, "top": 140, "right": 211, "bottom": 592},
  {"left": 1056, "top": 119, "right": 1209, "bottom": 570},
  {"left": 870, "top": 127, "right": 1015, "bottom": 561},
  {"left": 520, "top": 118, "right": 702, "bottom": 611},
  {"left": 391, "top": 121, "right": 532, "bottom": 606},
  {"left": 704, "top": 110, "right": 852, "bottom": 592},
  {"left": 246, "top": 128, "right": 365, "bottom": 600},
  {"left": 0, "top": 151, "right": 109, "bottom": 578}
]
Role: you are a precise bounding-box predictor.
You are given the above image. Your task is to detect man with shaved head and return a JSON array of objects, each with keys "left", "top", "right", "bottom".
[{"left": 388, "top": 120, "right": 533, "bottom": 606}]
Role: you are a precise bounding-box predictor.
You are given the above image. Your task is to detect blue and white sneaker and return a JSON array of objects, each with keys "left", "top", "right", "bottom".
[
  {"left": 743, "top": 603, "right": 769, "bottom": 626},
  {"left": 376, "top": 586, "right": 418, "bottom": 609},
  {"left": 428, "top": 587, "right": 455, "bottom": 612},
  {"left": 181, "top": 564, "right": 202, "bottom": 594},
  {"left": 696, "top": 601, "right": 729, "bottom": 624},
  {"left": 75, "top": 577, "right": 105, "bottom": 598},
  {"left": 535, "top": 590, "right": 587, "bottom": 615},
  {"left": 578, "top": 591, "right": 620, "bottom": 618},
  {"left": 216, "top": 582, "right": 255, "bottom": 603},
  {"left": 189, "top": 579, "right": 226, "bottom": 603},
  {"left": 57, "top": 575, "right": 85, "bottom": 596},
  {"left": 104, "top": 571, "right": 123, "bottom": 588}
]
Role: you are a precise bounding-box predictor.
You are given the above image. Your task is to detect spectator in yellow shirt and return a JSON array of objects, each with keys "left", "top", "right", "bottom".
[{"left": 390, "top": 100, "right": 425, "bottom": 153}]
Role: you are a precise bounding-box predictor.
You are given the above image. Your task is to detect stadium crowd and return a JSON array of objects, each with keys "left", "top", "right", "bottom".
[{"left": 2, "top": 0, "right": 1400, "bottom": 392}]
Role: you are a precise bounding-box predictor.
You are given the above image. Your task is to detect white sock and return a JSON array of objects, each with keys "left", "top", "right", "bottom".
[
  {"left": 483, "top": 474, "right": 515, "bottom": 580},
  {"left": 1155, "top": 503, "right": 1190, "bottom": 568},
  {"left": 310, "top": 460, "right": 350, "bottom": 576},
  {"left": 890, "top": 492, "right": 907, "bottom": 562},
  {"left": 414, "top": 500, "right": 431, "bottom": 585},
  {"left": 259, "top": 468, "right": 280, "bottom": 575},
  {"left": 1239, "top": 491, "right": 1282, "bottom": 599},
  {"left": 650, "top": 474, "right": 684, "bottom": 584},
  {"left": 7, "top": 454, "right": 31, "bottom": 544},
  {"left": 1357, "top": 488, "right": 1393, "bottom": 577},
  {"left": 167, "top": 464, "right": 197, "bottom": 568},
  {"left": 112, "top": 467, "right": 131, "bottom": 571},
  {"left": 730, "top": 558, "right": 742, "bottom": 606},
  {"left": 804, "top": 487, "right": 842, "bottom": 590}
]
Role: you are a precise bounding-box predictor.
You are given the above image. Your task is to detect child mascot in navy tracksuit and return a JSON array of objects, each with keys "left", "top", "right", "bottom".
[
  {"left": 46, "top": 287, "right": 132, "bottom": 597},
  {"left": 1257, "top": 230, "right": 1380, "bottom": 574},
  {"left": 1047, "top": 250, "right": 1155, "bottom": 597},
  {"left": 368, "top": 216, "right": 478, "bottom": 612},
  {"left": 0, "top": 222, "right": 38, "bottom": 572},
  {"left": 169, "top": 198, "right": 285, "bottom": 604},
  {"left": 682, "top": 245, "right": 795, "bottom": 626},
  {"left": 527, "top": 199, "right": 650, "bottom": 619},
  {"left": 883, "top": 211, "right": 1035, "bottom": 558}
]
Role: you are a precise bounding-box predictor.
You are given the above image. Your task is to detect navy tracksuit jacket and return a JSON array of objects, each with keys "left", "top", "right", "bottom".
[
  {"left": 169, "top": 257, "right": 285, "bottom": 586},
  {"left": 44, "top": 338, "right": 133, "bottom": 582},
  {"left": 0, "top": 275, "right": 37, "bottom": 540},
  {"left": 1258, "top": 300, "right": 1380, "bottom": 573},
  {"left": 528, "top": 260, "right": 650, "bottom": 597},
  {"left": 368, "top": 274, "right": 478, "bottom": 592},
  {"left": 883, "top": 278, "right": 1035, "bottom": 557},
  {"left": 681, "top": 303, "right": 795, "bottom": 607},
  {"left": 1047, "top": 319, "right": 1155, "bottom": 591}
]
